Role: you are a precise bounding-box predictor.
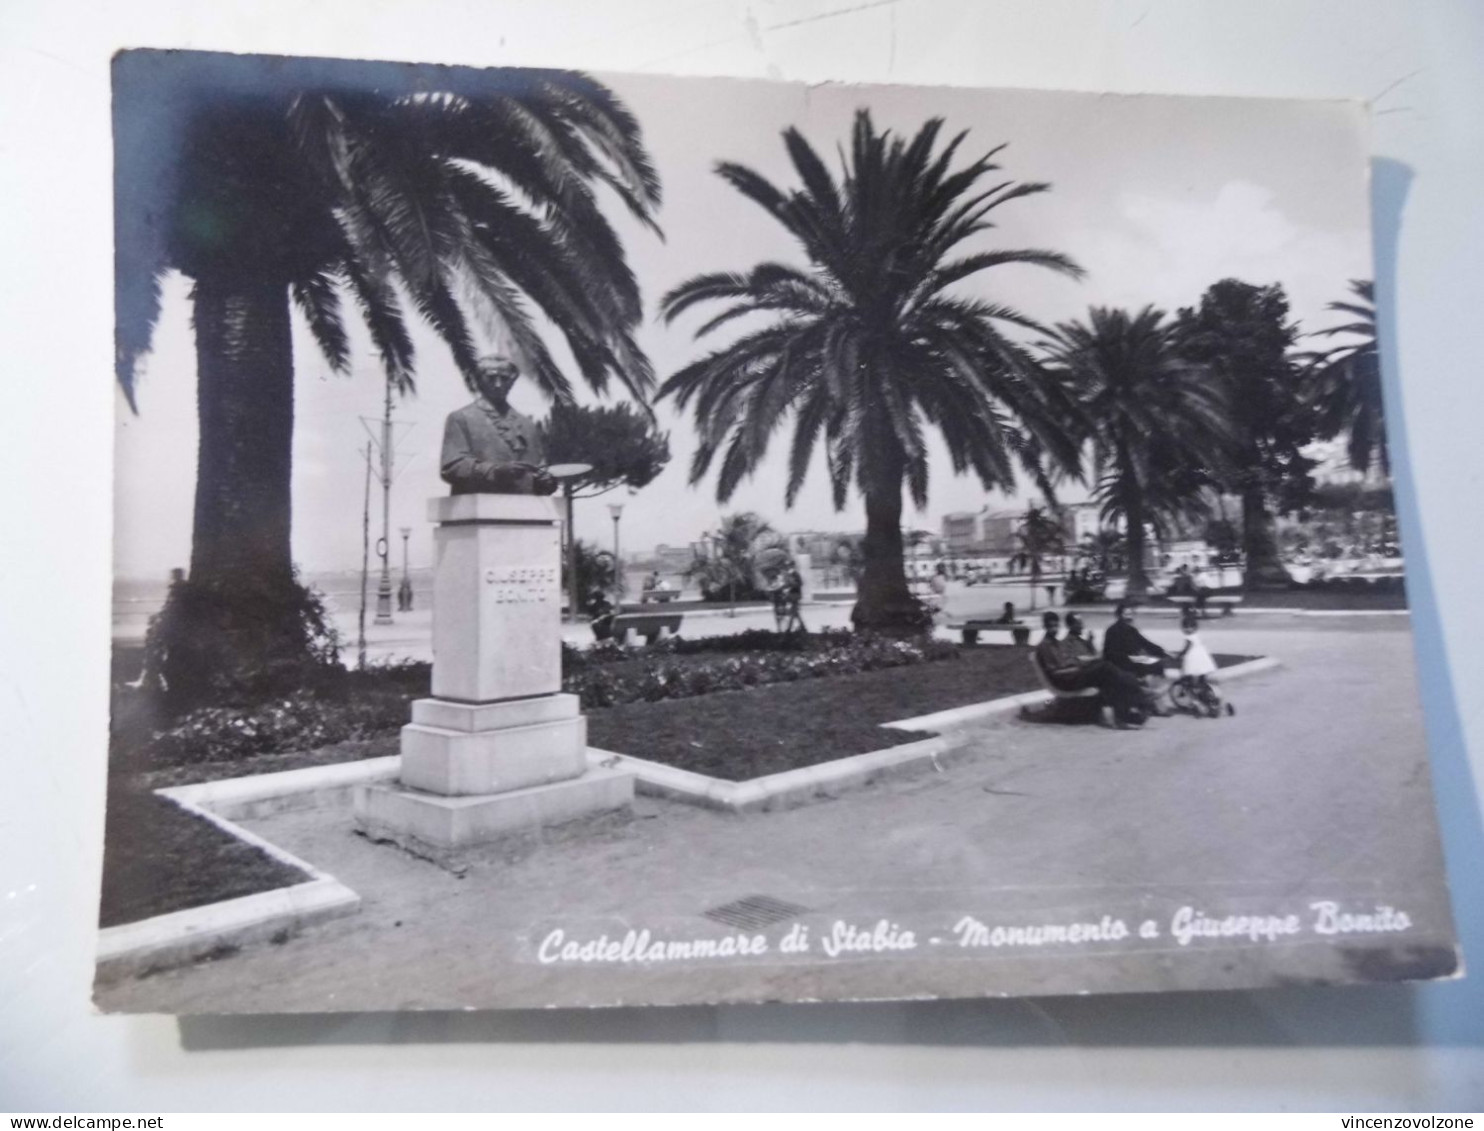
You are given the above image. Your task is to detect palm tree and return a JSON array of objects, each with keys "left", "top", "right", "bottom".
[
  {"left": 1009, "top": 504, "right": 1066, "bottom": 609},
  {"left": 1301, "top": 280, "right": 1386, "bottom": 477},
  {"left": 114, "top": 53, "right": 661, "bottom": 700},
  {"left": 685, "top": 512, "right": 787, "bottom": 611},
  {"left": 1077, "top": 528, "right": 1127, "bottom": 575},
  {"left": 658, "top": 110, "right": 1084, "bottom": 633},
  {"left": 1043, "top": 306, "right": 1232, "bottom": 596}
]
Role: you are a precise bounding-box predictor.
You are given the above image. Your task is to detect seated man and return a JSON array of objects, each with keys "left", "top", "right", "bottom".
[
  {"left": 994, "top": 601, "right": 1019, "bottom": 625},
  {"left": 1064, "top": 611, "right": 1096, "bottom": 654},
  {"left": 1168, "top": 565, "right": 1196, "bottom": 598},
  {"left": 1102, "top": 601, "right": 1173, "bottom": 678},
  {"left": 585, "top": 588, "right": 616, "bottom": 642},
  {"left": 1034, "top": 611, "right": 1156, "bottom": 728}
]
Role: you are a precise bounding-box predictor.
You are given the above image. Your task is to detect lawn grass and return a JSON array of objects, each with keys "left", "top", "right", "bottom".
[
  {"left": 588, "top": 647, "right": 1256, "bottom": 780},
  {"left": 585, "top": 646, "right": 1041, "bottom": 780},
  {"left": 99, "top": 782, "right": 309, "bottom": 928}
]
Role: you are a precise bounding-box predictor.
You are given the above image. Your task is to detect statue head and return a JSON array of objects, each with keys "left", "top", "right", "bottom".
[{"left": 473, "top": 354, "right": 520, "bottom": 409}]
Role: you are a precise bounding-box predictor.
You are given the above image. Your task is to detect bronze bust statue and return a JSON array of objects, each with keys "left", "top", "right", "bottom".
[{"left": 440, "top": 355, "right": 557, "bottom": 496}]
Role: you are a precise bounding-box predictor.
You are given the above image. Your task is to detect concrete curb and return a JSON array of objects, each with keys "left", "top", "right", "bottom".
[
  {"left": 1067, "top": 604, "right": 1408, "bottom": 619},
  {"left": 588, "top": 732, "right": 962, "bottom": 813},
  {"left": 96, "top": 878, "right": 360, "bottom": 982},
  {"left": 161, "top": 756, "right": 400, "bottom": 821},
  {"left": 881, "top": 655, "right": 1281, "bottom": 732},
  {"left": 882, "top": 690, "right": 1051, "bottom": 733},
  {"left": 1207, "top": 655, "right": 1283, "bottom": 682},
  {"left": 94, "top": 760, "right": 392, "bottom": 983}
]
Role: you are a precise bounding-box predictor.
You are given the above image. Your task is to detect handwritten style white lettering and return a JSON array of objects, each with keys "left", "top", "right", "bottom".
[
  {"left": 537, "top": 928, "right": 768, "bottom": 965},
  {"left": 1310, "top": 901, "right": 1412, "bottom": 936},
  {"left": 952, "top": 914, "right": 1130, "bottom": 949},
  {"left": 819, "top": 919, "right": 917, "bottom": 957}
]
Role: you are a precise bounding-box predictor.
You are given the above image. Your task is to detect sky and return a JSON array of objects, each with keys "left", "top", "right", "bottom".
[{"left": 112, "top": 68, "right": 1374, "bottom": 579}]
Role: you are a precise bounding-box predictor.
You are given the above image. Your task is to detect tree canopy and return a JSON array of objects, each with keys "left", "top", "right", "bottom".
[
  {"left": 1301, "top": 279, "right": 1387, "bottom": 477},
  {"left": 658, "top": 109, "right": 1084, "bottom": 631},
  {"left": 1174, "top": 279, "right": 1312, "bottom": 584},
  {"left": 539, "top": 402, "right": 672, "bottom": 497},
  {"left": 1043, "top": 305, "right": 1232, "bottom": 595}
]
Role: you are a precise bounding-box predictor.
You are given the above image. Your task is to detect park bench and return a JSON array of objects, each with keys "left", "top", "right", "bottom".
[
  {"left": 1029, "top": 652, "right": 1101, "bottom": 703},
  {"left": 951, "top": 619, "right": 1032, "bottom": 646},
  {"left": 1167, "top": 593, "right": 1245, "bottom": 617},
  {"left": 1028, "top": 652, "right": 1103, "bottom": 723},
  {"left": 639, "top": 590, "right": 679, "bottom": 604},
  {"left": 612, "top": 611, "right": 683, "bottom": 645}
]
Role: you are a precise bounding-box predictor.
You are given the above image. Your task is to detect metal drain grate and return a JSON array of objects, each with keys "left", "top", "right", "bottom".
[{"left": 703, "top": 894, "right": 809, "bottom": 931}]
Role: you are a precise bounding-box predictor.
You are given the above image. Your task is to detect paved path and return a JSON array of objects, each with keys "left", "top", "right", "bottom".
[{"left": 97, "top": 616, "right": 1457, "bottom": 1013}]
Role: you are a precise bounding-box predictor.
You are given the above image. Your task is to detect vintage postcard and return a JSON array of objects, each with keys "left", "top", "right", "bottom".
[{"left": 97, "top": 49, "right": 1459, "bottom": 1011}]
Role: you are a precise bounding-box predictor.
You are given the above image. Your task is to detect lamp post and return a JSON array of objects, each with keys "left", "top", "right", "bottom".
[
  {"left": 399, "top": 526, "right": 412, "bottom": 611},
  {"left": 547, "top": 463, "right": 593, "bottom": 624},
  {"left": 608, "top": 501, "right": 625, "bottom": 605},
  {"left": 373, "top": 374, "right": 395, "bottom": 625}
]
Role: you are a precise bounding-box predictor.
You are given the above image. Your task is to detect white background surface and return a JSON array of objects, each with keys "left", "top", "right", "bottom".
[{"left": 1, "top": 0, "right": 1481, "bottom": 1112}]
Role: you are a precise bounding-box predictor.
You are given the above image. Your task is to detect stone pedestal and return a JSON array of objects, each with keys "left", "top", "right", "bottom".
[{"left": 354, "top": 494, "right": 632, "bottom": 859}]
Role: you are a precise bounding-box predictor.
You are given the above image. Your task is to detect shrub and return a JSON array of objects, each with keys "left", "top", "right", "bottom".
[
  {"left": 142, "top": 570, "right": 342, "bottom": 715},
  {"left": 114, "top": 658, "right": 431, "bottom": 772}
]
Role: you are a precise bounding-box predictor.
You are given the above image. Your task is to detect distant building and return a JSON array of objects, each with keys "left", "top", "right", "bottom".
[
  {"left": 1062, "top": 501, "right": 1102, "bottom": 545},
  {"left": 942, "top": 512, "right": 979, "bottom": 553}
]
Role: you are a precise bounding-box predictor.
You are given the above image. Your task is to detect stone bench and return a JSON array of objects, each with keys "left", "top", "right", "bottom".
[
  {"left": 612, "top": 611, "right": 683, "bottom": 645},
  {"left": 951, "top": 620, "right": 1033, "bottom": 646},
  {"left": 1168, "top": 593, "right": 1245, "bottom": 617}
]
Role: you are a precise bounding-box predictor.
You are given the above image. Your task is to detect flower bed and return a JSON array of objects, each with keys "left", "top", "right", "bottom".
[
  {"left": 565, "top": 631, "right": 956, "bottom": 708},
  {"left": 116, "top": 632, "right": 955, "bottom": 773}
]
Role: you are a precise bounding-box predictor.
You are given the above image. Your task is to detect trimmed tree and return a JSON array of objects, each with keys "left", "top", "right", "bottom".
[{"left": 1174, "top": 279, "right": 1314, "bottom": 589}]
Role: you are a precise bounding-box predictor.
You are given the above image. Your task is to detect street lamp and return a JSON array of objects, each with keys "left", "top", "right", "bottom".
[
  {"left": 399, "top": 526, "right": 412, "bottom": 611},
  {"left": 607, "top": 501, "right": 625, "bottom": 605},
  {"left": 548, "top": 463, "right": 593, "bottom": 623}
]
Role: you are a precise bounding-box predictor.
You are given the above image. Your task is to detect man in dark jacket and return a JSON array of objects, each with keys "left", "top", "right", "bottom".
[{"left": 1102, "top": 601, "right": 1173, "bottom": 677}]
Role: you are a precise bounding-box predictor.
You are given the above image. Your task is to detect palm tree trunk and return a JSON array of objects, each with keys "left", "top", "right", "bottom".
[
  {"left": 852, "top": 480, "right": 919, "bottom": 634},
  {"left": 1241, "top": 485, "right": 1289, "bottom": 589},
  {"left": 190, "top": 277, "right": 296, "bottom": 589},
  {"left": 1121, "top": 454, "right": 1151, "bottom": 597},
  {"left": 148, "top": 276, "right": 328, "bottom": 711}
]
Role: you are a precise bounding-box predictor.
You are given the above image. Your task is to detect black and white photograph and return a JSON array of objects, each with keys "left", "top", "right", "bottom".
[{"left": 95, "top": 47, "right": 1459, "bottom": 1013}]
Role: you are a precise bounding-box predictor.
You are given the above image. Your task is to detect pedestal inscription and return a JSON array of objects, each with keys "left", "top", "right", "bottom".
[{"left": 430, "top": 495, "right": 564, "bottom": 702}]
